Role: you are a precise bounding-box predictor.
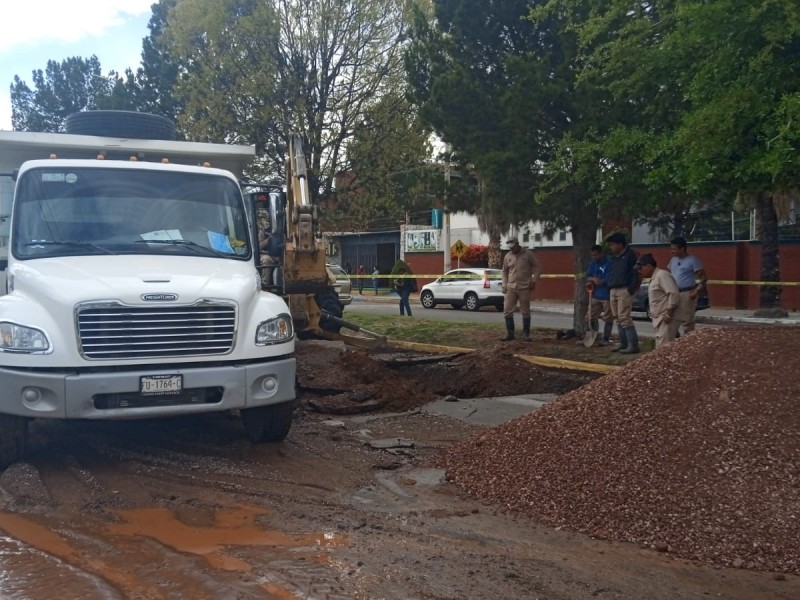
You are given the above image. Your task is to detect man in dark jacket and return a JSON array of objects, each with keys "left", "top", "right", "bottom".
[
  {"left": 606, "top": 232, "right": 640, "bottom": 354},
  {"left": 394, "top": 267, "right": 417, "bottom": 316}
]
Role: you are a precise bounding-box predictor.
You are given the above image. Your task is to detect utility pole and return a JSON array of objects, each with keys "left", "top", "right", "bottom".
[{"left": 442, "top": 145, "right": 452, "bottom": 274}]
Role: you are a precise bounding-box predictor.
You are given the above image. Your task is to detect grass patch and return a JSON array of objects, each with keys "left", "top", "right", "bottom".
[
  {"left": 343, "top": 313, "right": 502, "bottom": 346},
  {"left": 343, "top": 312, "right": 645, "bottom": 367}
]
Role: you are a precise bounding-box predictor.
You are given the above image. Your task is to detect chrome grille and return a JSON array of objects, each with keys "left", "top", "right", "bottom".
[{"left": 77, "top": 302, "right": 236, "bottom": 360}]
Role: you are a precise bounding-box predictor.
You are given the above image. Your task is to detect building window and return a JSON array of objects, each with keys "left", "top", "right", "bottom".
[
  {"left": 534, "top": 233, "right": 542, "bottom": 242},
  {"left": 559, "top": 230, "right": 567, "bottom": 241},
  {"left": 522, "top": 230, "right": 530, "bottom": 242},
  {"left": 546, "top": 232, "right": 553, "bottom": 242}
]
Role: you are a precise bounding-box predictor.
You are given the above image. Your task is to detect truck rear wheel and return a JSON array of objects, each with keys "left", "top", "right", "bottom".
[
  {"left": 0, "top": 415, "right": 28, "bottom": 468},
  {"left": 241, "top": 401, "right": 296, "bottom": 443}
]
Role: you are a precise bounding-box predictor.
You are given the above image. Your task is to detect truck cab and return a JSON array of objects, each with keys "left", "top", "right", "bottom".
[{"left": 0, "top": 127, "right": 297, "bottom": 466}]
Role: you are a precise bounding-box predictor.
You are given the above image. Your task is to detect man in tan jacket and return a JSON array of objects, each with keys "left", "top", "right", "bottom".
[
  {"left": 501, "top": 237, "right": 541, "bottom": 342},
  {"left": 636, "top": 253, "right": 683, "bottom": 348}
]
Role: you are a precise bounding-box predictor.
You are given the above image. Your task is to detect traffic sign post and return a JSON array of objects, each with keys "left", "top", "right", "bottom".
[{"left": 451, "top": 240, "right": 467, "bottom": 268}]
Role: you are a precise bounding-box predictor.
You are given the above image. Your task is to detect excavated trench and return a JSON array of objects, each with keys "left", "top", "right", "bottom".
[{"left": 295, "top": 341, "right": 598, "bottom": 415}]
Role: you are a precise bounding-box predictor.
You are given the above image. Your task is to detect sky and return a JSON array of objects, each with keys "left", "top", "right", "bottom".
[{"left": 0, "top": 0, "right": 155, "bottom": 130}]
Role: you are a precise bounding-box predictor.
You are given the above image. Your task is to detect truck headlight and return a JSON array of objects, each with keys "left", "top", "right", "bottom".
[
  {"left": 255, "top": 314, "right": 293, "bottom": 345},
  {"left": 0, "top": 322, "right": 51, "bottom": 353}
]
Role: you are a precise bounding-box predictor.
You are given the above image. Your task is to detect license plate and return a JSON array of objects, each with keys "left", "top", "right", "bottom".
[{"left": 140, "top": 374, "right": 183, "bottom": 395}]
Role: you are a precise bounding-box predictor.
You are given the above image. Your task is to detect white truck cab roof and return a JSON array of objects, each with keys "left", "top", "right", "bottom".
[{"left": 0, "top": 130, "right": 255, "bottom": 177}]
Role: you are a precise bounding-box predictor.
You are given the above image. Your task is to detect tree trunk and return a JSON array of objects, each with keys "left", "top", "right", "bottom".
[
  {"left": 571, "top": 208, "right": 600, "bottom": 335},
  {"left": 672, "top": 209, "right": 686, "bottom": 238},
  {"left": 487, "top": 235, "right": 502, "bottom": 269},
  {"left": 756, "top": 193, "right": 781, "bottom": 308}
]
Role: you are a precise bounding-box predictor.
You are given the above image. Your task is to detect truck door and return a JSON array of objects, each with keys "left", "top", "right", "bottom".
[{"left": 247, "top": 188, "right": 286, "bottom": 290}]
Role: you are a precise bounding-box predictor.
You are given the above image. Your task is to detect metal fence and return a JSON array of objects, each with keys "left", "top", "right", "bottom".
[{"left": 639, "top": 209, "right": 800, "bottom": 242}]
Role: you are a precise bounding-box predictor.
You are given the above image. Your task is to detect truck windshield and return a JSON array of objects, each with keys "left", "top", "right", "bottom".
[{"left": 11, "top": 166, "right": 251, "bottom": 260}]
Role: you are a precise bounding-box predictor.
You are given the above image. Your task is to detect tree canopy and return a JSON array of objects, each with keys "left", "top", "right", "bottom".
[
  {"left": 162, "top": 0, "right": 415, "bottom": 200},
  {"left": 407, "top": 0, "right": 800, "bottom": 312},
  {"left": 11, "top": 56, "right": 111, "bottom": 132},
  {"left": 406, "top": 0, "right": 632, "bottom": 330},
  {"left": 329, "top": 93, "right": 439, "bottom": 230},
  {"left": 576, "top": 0, "right": 800, "bottom": 306}
]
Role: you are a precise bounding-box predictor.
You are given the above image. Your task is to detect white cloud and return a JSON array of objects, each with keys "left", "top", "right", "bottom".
[{"left": 0, "top": 0, "right": 155, "bottom": 53}]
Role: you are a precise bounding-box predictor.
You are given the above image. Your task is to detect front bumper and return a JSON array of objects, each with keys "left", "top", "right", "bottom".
[{"left": 0, "top": 358, "right": 296, "bottom": 420}]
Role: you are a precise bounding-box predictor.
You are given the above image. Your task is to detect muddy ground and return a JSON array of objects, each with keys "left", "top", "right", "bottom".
[{"left": 0, "top": 340, "right": 797, "bottom": 599}]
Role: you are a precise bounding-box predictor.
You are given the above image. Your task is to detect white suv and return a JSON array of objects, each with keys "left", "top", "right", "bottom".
[{"left": 419, "top": 268, "right": 504, "bottom": 311}]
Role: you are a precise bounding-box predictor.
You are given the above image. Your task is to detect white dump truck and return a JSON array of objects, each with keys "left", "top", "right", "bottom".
[{"left": 0, "top": 113, "right": 297, "bottom": 466}]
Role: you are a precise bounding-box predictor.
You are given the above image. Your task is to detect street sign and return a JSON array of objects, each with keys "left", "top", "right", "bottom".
[{"left": 451, "top": 239, "right": 467, "bottom": 258}]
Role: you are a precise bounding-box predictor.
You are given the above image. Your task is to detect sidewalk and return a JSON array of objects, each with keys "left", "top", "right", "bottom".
[{"left": 350, "top": 292, "right": 800, "bottom": 325}]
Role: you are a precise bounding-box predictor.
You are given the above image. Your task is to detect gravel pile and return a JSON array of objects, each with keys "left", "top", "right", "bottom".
[{"left": 446, "top": 327, "right": 800, "bottom": 574}]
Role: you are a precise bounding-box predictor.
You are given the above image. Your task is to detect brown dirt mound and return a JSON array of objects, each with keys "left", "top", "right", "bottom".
[{"left": 445, "top": 327, "right": 800, "bottom": 574}]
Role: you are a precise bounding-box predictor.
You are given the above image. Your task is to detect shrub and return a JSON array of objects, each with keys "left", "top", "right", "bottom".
[{"left": 452, "top": 244, "right": 488, "bottom": 265}]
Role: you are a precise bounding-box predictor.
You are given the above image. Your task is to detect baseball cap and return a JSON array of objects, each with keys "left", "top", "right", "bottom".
[
  {"left": 506, "top": 237, "right": 519, "bottom": 245},
  {"left": 636, "top": 253, "right": 657, "bottom": 267}
]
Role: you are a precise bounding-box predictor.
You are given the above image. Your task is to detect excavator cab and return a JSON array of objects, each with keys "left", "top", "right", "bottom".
[
  {"left": 244, "top": 134, "right": 385, "bottom": 347},
  {"left": 244, "top": 133, "right": 341, "bottom": 336}
]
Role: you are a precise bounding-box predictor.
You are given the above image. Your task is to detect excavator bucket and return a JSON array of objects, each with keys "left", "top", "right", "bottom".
[{"left": 320, "top": 312, "right": 388, "bottom": 349}]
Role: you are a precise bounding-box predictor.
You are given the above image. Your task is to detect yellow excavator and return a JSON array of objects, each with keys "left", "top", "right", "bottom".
[{"left": 247, "top": 134, "right": 383, "bottom": 345}]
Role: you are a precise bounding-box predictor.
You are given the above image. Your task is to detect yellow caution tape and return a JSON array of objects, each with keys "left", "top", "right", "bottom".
[
  {"left": 705, "top": 279, "right": 800, "bottom": 286},
  {"left": 348, "top": 274, "right": 800, "bottom": 286}
]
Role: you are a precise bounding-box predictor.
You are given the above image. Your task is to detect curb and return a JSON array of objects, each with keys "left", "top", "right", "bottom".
[
  {"left": 696, "top": 315, "right": 800, "bottom": 326},
  {"left": 515, "top": 354, "right": 619, "bottom": 375},
  {"left": 389, "top": 340, "right": 617, "bottom": 375}
]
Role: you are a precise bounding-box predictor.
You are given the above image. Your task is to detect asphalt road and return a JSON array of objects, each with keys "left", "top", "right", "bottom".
[{"left": 345, "top": 299, "right": 659, "bottom": 337}]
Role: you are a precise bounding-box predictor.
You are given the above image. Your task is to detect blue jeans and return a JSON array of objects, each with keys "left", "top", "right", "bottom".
[{"left": 399, "top": 290, "right": 412, "bottom": 316}]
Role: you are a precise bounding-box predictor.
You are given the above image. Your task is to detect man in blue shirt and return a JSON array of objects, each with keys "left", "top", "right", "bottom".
[
  {"left": 668, "top": 237, "right": 707, "bottom": 334},
  {"left": 606, "top": 232, "right": 640, "bottom": 353},
  {"left": 585, "top": 244, "right": 613, "bottom": 346}
]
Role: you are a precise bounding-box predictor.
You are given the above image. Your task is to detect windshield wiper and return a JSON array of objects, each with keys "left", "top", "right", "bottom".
[
  {"left": 135, "top": 238, "right": 224, "bottom": 257},
  {"left": 24, "top": 240, "right": 117, "bottom": 255}
]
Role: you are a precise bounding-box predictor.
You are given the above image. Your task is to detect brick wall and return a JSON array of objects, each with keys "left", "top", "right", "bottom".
[
  {"left": 741, "top": 242, "right": 800, "bottom": 310},
  {"left": 532, "top": 248, "right": 574, "bottom": 302},
  {"left": 404, "top": 242, "right": 800, "bottom": 310},
  {"left": 404, "top": 253, "right": 445, "bottom": 287}
]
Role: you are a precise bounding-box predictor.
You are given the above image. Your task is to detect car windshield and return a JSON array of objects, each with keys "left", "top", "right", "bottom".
[
  {"left": 443, "top": 269, "right": 501, "bottom": 280},
  {"left": 328, "top": 265, "right": 348, "bottom": 278},
  {"left": 12, "top": 166, "right": 251, "bottom": 260}
]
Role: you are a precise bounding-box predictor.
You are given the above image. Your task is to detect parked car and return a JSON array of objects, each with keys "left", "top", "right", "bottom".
[
  {"left": 327, "top": 263, "right": 352, "bottom": 306},
  {"left": 420, "top": 268, "right": 504, "bottom": 311},
  {"left": 632, "top": 282, "right": 710, "bottom": 318}
]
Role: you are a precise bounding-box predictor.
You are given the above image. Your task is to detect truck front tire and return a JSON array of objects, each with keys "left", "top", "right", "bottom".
[
  {"left": 0, "top": 415, "right": 28, "bottom": 468},
  {"left": 240, "top": 401, "right": 296, "bottom": 443}
]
